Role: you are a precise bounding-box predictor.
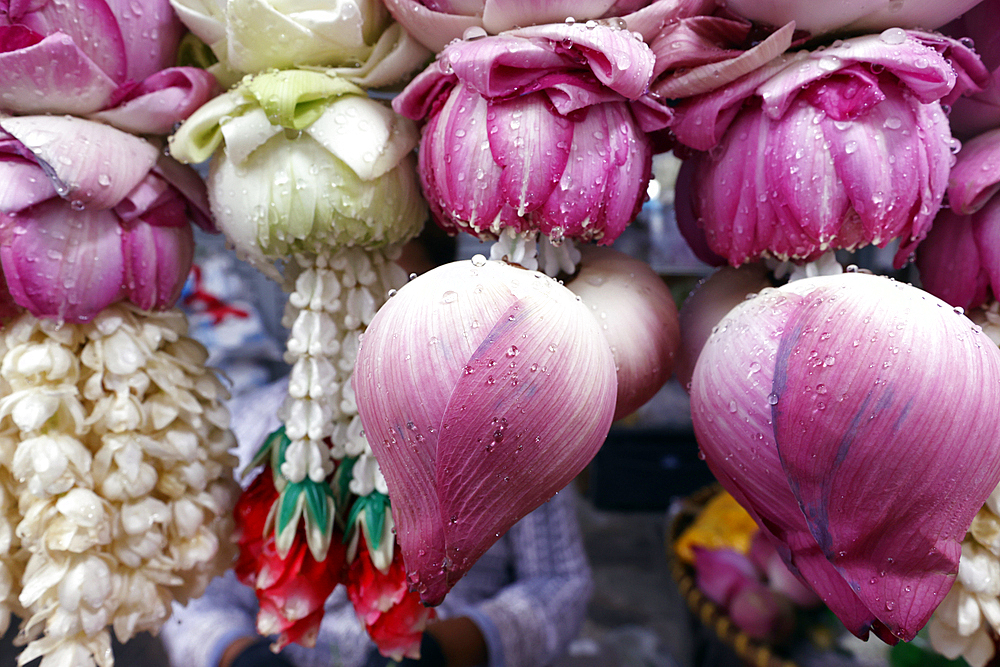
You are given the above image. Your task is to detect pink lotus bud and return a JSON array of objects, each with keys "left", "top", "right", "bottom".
[
  {"left": 393, "top": 22, "right": 671, "bottom": 246},
  {"left": 916, "top": 128, "right": 1000, "bottom": 311},
  {"left": 674, "top": 31, "right": 987, "bottom": 267},
  {"left": 729, "top": 581, "right": 796, "bottom": 643},
  {"left": 353, "top": 257, "right": 617, "bottom": 605},
  {"left": 691, "top": 272, "right": 1000, "bottom": 643},
  {"left": 692, "top": 546, "right": 760, "bottom": 608},
  {"left": 566, "top": 246, "right": 679, "bottom": 419},
  {"left": 676, "top": 263, "right": 772, "bottom": 391}
]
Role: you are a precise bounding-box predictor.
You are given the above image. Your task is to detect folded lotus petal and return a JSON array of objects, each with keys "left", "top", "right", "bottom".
[
  {"left": 498, "top": 23, "right": 656, "bottom": 100},
  {"left": 122, "top": 215, "right": 195, "bottom": 312},
  {"left": 168, "top": 90, "right": 246, "bottom": 164},
  {"left": 87, "top": 67, "right": 218, "bottom": 135},
  {"left": 941, "top": 0, "right": 1000, "bottom": 139},
  {"left": 567, "top": 247, "right": 678, "bottom": 418},
  {"left": 950, "top": 129, "right": 1000, "bottom": 216},
  {"left": 167, "top": 0, "right": 227, "bottom": 48},
  {"left": 0, "top": 115, "right": 159, "bottom": 210},
  {"left": 0, "top": 32, "right": 118, "bottom": 115},
  {"left": 354, "top": 259, "right": 616, "bottom": 605},
  {"left": 722, "top": 0, "right": 981, "bottom": 38},
  {"left": 915, "top": 210, "right": 990, "bottom": 311},
  {"left": 21, "top": 0, "right": 126, "bottom": 84},
  {"left": 489, "top": 94, "right": 572, "bottom": 218},
  {"left": 652, "top": 20, "right": 794, "bottom": 99},
  {"left": 306, "top": 96, "right": 419, "bottom": 182},
  {"left": 418, "top": 83, "right": 509, "bottom": 234},
  {"left": 1, "top": 202, "right": 125, "bottom": 323},
  {"left": 0, "top": 155, "right": 59, "bottom": 213}
]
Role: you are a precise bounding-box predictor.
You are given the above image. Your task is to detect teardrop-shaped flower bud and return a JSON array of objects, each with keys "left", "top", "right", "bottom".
[
  {"left": 354, "top": 257, "right": 617, "bottom": 605},
  {"left": 566, "top": 245, "right": 679, "bottom": 419},
  {"left": 676, "top": 263, "right": 772, "bottom": 391},
  {"left": 691, "top": 272, "right": 1000, "bottom": 642}
]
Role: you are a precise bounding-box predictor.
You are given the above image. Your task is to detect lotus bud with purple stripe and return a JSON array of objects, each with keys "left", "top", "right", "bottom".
[
  {"left": 673, "top": 31, "right": 988, "bottom": 268},
  {"left": 392, "top": 21, "right": 672, "bottom": 248},
  {"left": 381, "top": 0, "right": 712, "bottom": 53},
  {"left": 916, "top": 128, "right": 1000, "bottom": 312},
  {"left": 353, "top": 256, "right": 617, "bottom": 605},
  {"left": 566, "top": 245, "right": 679, "bottom": 419},
  {"left": 0, "top": 0, "right": 215, "bottom": 134},
  {"left": 690, "top": 271, "right": 1000, "bottom": 643},
  {"left": 720, "top": 0, "right": 982, "bottom": 40},
  {"left": 0, "top": 115, "right": 212, "bottom": 324},
  {"left": 941, "top": 0, "right": 1000, "bottom": 140}
]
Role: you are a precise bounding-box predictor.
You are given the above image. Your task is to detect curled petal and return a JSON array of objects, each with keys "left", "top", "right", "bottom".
[
  {"left": 88, "top": 67, "right": 218, "bottom": 135},
  {"left": 949, "top": 128, "right": 1000, "bottom": 216},
  {"left": 0, "top": 115, "right": 159, "bottom": 210},
  {"left": 354, "top": 258, "right": 616, "bottom": 605},
  {"left": 566, "top": 246, "right": 679, "bottom": 419},
  {"left": 122, "top": 218, "right": 195, "bottom": 312}
]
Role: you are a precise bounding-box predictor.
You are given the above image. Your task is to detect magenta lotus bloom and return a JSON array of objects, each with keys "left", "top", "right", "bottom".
[
  {"left": 353, "top": 257, "right": 617, "bottom": 605},
  {"left": 691, "top": 272, "right": 1000, "bottom": 642},
  {"left": 942, "top": 0, "right": 1000, "bottom": 139},
  {"left": 674, "top": 31, "right": 987, "bottom": 268},
  {"left": 0, "top": 0, "right": 215, "bottom": 133},
  {"left": 916, "top": 128, "right": 1000, "bottom": 311},
  {"left": 393, "top": 22, "right": 672, "bottom": 246},
  {"left": 0, "top": 115, "right": 212, "bottom": 323}
]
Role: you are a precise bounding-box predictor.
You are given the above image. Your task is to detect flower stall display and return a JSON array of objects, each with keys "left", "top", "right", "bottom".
[{"left": 4, "top": 0, "right": 1000, "bottom": 663}]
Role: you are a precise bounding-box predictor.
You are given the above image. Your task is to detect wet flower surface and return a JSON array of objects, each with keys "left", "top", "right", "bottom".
[
  {"left": 673, "top": 30, "right": 986, "bottom": 267},
  {"left": 690, "top": 272, "right": 1000, "bottom": 642},
  {"left": 354, "top": 257, "right": 617, "bottom": 605}
]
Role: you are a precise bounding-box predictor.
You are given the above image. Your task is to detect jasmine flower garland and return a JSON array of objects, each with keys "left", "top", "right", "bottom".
[{"left": 0, "top": 305, "right": 239, "bottom": 667}]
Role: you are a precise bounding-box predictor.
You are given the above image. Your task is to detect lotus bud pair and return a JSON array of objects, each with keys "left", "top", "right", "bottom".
[
  {"left": 674, "top": 30, "right": 987, "bottom": 268},
  {"left": 689, "top": 271, "right": 1000, "bottom": 642},
  {"left": 0, "top": 0, "right": 215, "bottom": 134},
  {"left": 0, "top": 115, "right": 212, "bottom": 324}
]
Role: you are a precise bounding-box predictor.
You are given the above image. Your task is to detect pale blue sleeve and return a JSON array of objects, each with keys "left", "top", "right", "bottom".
[{"left": 462, "top": 488, "right": 594, "bottom": 667}]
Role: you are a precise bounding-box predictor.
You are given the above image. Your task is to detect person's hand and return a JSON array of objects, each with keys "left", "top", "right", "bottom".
[
  {"left": 222, "top": 637, "right": 295, "bottom": 667},
  {"left": 363, "top": 632, "right": 447, "bottom": 667}
]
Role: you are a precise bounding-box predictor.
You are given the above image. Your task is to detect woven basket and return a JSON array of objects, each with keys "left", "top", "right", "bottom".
[{"left": 667, "top": 484, "right": 800, "bottom": 667}]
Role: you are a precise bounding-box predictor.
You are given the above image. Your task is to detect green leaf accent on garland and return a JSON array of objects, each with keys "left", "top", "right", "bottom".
[
  {"left": 248, "top": 426, "right": 289, "bottom": 472},
  {"left": 347, "top": 492, "right": 390, "bottom": 552}
]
